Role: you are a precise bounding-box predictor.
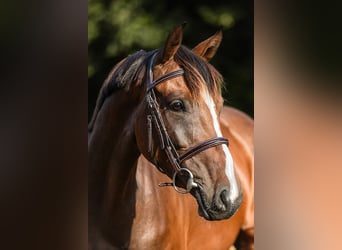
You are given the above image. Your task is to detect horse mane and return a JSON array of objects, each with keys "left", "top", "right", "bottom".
[
  {"left": 88, "top": 46, "right": 224, "bottom": 132},
  {"left": 174, "top": 46, "right": 223, "bottom": 100},
  {"left": 88, "top": 49, "right": 151, "bottom": 132}
]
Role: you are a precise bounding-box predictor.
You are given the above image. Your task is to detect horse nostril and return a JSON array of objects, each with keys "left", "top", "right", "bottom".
[{"left": 220, "top": 189, "right": 230, "bottom": 207}]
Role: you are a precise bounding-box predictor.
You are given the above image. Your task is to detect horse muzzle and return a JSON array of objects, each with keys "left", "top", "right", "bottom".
[{"left": 192, "top": 185, "right": 243, "bottom": 221}]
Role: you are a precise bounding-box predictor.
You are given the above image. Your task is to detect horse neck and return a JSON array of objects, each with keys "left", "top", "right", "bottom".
[{"left": 89, "top": 90, "right": 142, "bottom": 221}]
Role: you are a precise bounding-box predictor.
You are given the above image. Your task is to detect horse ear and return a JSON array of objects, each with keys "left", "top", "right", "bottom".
[
  {"left": 192, "top": 30, "right": 222, "bottom": 61},
  {"left": 158, "top": 22, "right": 186, "bottom": 64}
]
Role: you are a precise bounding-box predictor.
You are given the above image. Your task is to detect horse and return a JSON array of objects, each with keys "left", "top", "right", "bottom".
[{"left": 88, "top": 23, "right": 254, "bottom": 250}]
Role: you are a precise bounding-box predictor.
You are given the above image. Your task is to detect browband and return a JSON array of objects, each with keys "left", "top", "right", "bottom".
[{"left": 146, "top": 51, "right": 184, "bottom": 92}]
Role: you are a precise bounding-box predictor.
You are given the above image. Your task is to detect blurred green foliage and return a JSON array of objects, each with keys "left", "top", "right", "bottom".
[{"left": 88, "top": 0, "right": 253, "bottom": 118}]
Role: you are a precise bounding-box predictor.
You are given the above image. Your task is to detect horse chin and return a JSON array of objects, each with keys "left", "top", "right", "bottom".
[{"left": 192, "top": 187, "right": 242, "bottom": 221}]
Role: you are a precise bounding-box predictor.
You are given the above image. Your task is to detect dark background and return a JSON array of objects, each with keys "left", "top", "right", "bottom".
[
  {"left": 88, "top": 0, "right": 253, "bottom": 119},
  {"left": 3, "top": 0, "right": 341, "bottom": 249}
]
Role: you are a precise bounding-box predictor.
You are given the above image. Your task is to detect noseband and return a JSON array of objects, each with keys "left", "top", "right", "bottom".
[{"left": 146, "top": 51, "right": 228, "bottom": 194}]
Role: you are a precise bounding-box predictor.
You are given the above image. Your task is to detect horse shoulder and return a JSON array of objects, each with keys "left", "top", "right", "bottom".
[{"left": 131, "top": 156, "right": 188, "bottom": 249}]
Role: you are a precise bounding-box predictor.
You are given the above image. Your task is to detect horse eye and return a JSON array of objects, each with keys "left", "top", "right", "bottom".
[{"left": 169, "top": 100, "right": 185, "bottom": 112}]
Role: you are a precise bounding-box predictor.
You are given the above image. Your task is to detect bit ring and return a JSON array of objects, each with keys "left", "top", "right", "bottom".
[{"left": 172, "top": 168, "right": 198, "bottom": 194}]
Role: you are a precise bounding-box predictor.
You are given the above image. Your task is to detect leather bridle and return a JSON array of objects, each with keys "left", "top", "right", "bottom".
[{"left": 145, "top": 51, "right": 229, "bottom": 194}]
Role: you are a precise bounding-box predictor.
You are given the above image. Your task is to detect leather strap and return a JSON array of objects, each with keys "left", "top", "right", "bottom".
[
  {"left": 178, "top": 137, "right": 228, "bottom": 163},
  {"left": 146, "top": 51, "right": 184, "bottom": 91},
  {"left": 147, "top": 70, "right": 184, "bottom": 92}
]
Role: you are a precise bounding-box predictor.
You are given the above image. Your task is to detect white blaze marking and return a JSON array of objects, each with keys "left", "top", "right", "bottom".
[{"left": 202, "top": 92, "right": 239, "bottom": 200}]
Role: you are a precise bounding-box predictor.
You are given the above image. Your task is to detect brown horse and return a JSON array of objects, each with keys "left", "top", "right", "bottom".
[{"left": 88, "top": 23, "right": 254, "bottom": 250}]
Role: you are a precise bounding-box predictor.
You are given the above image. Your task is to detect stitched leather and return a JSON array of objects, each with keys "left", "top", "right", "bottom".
[{"left": 178, "top": 137, "right": 228, "bottom": 163}]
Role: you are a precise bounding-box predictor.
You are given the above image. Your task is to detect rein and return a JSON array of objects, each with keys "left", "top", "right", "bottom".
[{"left": 146, "top": 51, "right": 228, "bottom": 194}]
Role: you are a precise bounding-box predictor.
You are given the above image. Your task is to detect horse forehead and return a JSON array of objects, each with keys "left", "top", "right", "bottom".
[
  {"left": 153, "top": 62, "right": 185, "bottom": 90},
  {"left": 153, "top": 60, "right": 180, "bottom": 76},
  {"left": 153, "top": 61, "right": 213, "bottom": 102},
  {"left": 155, "top": 77, "right": 191, "bottom": 97}
]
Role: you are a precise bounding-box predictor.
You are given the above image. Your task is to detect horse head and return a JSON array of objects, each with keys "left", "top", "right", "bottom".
[{"left": 135, "top": 23, "right": 242, "bottom": 220}]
